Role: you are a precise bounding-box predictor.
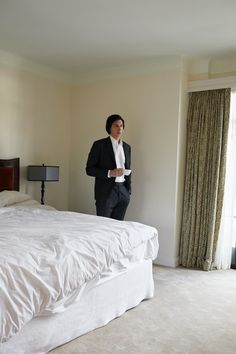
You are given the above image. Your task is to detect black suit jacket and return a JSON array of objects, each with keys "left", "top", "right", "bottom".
[{"left": 86, "top": 137, "right": 131, "bottom": 201}]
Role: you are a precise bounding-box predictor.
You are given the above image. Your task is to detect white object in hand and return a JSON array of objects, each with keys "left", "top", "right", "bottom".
[{"left": 124, "top": 169, "right": 131, "bottom": 176}]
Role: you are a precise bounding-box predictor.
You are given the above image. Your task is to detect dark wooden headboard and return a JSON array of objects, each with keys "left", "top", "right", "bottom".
[{"left": 0, "top": 158, "right": 20, "bottom": 192}]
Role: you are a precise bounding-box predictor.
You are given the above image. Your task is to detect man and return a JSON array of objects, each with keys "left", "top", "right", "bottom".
[{"left": 86, "top": 114, "right": 131, "bottom": 220}]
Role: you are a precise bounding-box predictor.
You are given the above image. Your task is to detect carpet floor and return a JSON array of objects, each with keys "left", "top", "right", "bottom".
[{"left": 50, "top": 265, "right": 236, "bottom": 354}]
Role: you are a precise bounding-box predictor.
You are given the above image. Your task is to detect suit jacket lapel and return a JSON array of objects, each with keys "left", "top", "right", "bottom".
[
  {"left": 106, "top": 137, "right": 116, "bottom": 164},
  {"left": 123, "top": 144, "right": 129, "bottom": 169}
]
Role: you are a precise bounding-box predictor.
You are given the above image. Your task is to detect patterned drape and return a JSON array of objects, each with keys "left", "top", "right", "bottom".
[{"left": 179, "top": 89, "right": 231, "bottom": 270}]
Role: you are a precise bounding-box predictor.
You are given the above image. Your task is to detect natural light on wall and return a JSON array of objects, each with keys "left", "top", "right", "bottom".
[{"left": 215, "top": 89, "right": 236, "bottom": 269}]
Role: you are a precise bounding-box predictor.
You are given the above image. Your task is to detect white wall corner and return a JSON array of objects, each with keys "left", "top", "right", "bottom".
[
  {"left": 173, "top": 69, "right": 188, "bottom": 270},
  {"left": 154, "top": 254, "right": 179, "bottom": 268}
]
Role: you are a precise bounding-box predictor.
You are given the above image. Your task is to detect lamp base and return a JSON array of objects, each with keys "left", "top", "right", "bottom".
[{"left": 41, "top": 180, "right": 45, "bottom": 205}]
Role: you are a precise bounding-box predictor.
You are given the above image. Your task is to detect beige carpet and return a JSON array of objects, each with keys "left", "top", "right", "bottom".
[{"left": 50, "top": 266, "right": 236, "bottom": 354}]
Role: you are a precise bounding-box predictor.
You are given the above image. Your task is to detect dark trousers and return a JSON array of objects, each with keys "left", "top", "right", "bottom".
[{"left": 96, "top": 183, "right": 130, "bottom": 220}]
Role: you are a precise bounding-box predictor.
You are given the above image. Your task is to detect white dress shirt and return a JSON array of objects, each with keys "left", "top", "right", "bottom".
[{"left": 110, "top": 136, "right": 125, "bottom": 182}]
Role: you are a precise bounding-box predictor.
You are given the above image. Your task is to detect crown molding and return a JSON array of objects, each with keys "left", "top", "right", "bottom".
[
  {"left": 0, "top": 50, "right": 183, "bottom": 85},
  {"left": 0, "top": 50, "right": 75, "bottom": 84},
  {"left": 72, "top": 56, "right": 183, "bottom": 84}
]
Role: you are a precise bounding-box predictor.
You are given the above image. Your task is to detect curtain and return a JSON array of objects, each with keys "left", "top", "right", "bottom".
[
  {"left": 179, "top": 88, "right": 231, "bottom": 271},
  {"left": 214, "top": 90, "right": 236, "bottom": 269}
]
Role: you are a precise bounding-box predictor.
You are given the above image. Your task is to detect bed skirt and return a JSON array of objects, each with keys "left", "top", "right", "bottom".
[{"left": 0, "top": 259, "right": 155, "bottom": 354}]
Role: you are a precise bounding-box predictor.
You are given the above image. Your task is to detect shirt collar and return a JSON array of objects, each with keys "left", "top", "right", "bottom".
[{"left": 110, "top": 135, "right": 122, "bottom": 146}]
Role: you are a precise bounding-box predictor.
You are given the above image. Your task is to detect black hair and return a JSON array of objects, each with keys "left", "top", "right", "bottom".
[{"left": 105, "top": 114, "right": 125, "bottom": 134}]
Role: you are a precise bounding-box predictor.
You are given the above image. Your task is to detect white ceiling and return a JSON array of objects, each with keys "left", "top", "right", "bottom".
[{"left": 0, "top": 0, "right": 236, "bottom": 76}]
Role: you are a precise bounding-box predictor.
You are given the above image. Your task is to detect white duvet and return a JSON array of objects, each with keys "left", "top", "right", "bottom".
[{"left": 0, "top": 207, "right": 158, "bottom": 343}]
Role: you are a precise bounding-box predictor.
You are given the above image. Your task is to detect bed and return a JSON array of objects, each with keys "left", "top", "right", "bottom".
[{"left": 0, "top": 158, "right": 159, "bottom": 354}]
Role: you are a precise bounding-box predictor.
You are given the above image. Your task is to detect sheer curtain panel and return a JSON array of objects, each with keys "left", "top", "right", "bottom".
[{"left": 215, "top": 90, "right": 236, "bottom": 269}]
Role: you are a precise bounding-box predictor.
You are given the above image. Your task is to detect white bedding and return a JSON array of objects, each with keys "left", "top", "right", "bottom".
[
  {"left": 0, "top": 191, "right": 32, "bottom": 207},
  {"left": 0, "top": 207, "right": 158, "bottom": 344},
  {"left": 0, "top": 190, "right": 55, "bottom": 210}
]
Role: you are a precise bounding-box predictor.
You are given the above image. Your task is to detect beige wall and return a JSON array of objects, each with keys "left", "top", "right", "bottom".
[
  {"left": 174, "top": 65, "right": 188, "bottom": 266},
  {"left": 0, "top": 57, "right": 188, "bottom": 267},
  {"left": 1, "top": 53, "right": 235, "bottom": 266},
  {"left": 0, "top": 65, "right": 71, "bottom": 210},
  {"left": 188, "top": 56, "right": 236, "bottom": 81},
  {"left": 70, "top": 62, "right": 187, "bottom": 267}
]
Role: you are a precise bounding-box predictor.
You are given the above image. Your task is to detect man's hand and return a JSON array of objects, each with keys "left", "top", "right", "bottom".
[{"left": 109, "top": 168, "right": 124, "bottom": 177}]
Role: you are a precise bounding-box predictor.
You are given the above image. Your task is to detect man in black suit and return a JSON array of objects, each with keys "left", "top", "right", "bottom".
[{"left": 86, "top": 114, "right": 131, "bottom": 220}]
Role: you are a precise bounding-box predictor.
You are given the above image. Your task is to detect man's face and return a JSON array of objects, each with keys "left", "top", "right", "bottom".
[{"left": 110, "top": 119, "right": 124, "bottom": 140}]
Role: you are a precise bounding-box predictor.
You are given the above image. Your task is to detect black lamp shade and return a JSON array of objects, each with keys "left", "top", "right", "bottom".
[{"left": 28, "top": 165, "right": 59, "bottom": 181}]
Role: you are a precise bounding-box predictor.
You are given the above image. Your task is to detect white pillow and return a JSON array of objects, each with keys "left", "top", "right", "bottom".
[{"left": 0, "top": 190, "right": 32, "bottom": 207}]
